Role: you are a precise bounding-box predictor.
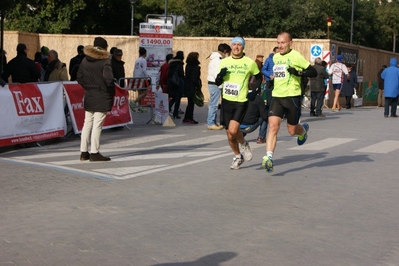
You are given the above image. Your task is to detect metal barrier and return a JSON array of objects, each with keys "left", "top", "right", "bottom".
[{"left": 119, "top": 77, "right": 154, "bottom": 124}]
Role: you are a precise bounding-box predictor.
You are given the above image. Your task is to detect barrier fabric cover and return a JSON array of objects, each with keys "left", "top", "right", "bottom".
[
  {"left": 0, "top": 82, "right": 67, "bottom": 147},
  {"left": 63, "top": 82, "right": 133, "bottom": 134}
]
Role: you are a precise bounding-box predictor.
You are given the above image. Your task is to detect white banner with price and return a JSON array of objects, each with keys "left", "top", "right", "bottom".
[{"left": 139, "top": 23, "right": 173, "bottom": 92}]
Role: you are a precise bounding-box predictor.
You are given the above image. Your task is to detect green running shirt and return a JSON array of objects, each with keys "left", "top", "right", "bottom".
[
  {"left": 219, "top": 56, "right": 260, "bottom": 102},
  {"left": 272, "top": 49, "right": 310, "bottom": 97}
]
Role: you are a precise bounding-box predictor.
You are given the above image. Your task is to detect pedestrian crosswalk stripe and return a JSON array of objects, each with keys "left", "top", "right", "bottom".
[
  {"left": 50, "top": 151, "right": 225, "bottom": 166},
  {"left": 354, "top": 140, "right": 399, "bottom": 154},
  {"left": 101, "top": 134, "right": 185, "bottom": 148},
  {"left": 288, "top": 138, "right": 356, "bottom": 151},
  {"left": 154, "top": 135, "right": 227, "bottom": 148},
  {"left": 97, "top": 151, "right": 233, "bottom": 180},
  {"left": 94, "top": 165, "right": 167, "bottom": 176}
]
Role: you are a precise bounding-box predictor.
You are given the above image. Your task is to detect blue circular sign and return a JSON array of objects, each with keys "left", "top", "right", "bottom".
[{"left": 311, "top": 45, "right": 322, "bottom": 57}]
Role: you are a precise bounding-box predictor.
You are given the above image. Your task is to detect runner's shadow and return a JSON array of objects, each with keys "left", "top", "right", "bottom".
[
  {"left": 270, "top": 153, "right": 372, "bottom": 176},
  {"left": 150, "top": 251, "right": 237, "bottom": 266}
]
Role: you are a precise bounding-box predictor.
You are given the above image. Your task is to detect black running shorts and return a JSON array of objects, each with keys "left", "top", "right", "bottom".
[
  {"left": 268, "top": 96, "right": 302, "bottom": 125},
  {"left": 220, "top": 99, "right": 248, "bottom": 129}
]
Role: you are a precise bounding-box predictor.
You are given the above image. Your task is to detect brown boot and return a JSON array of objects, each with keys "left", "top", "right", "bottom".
[
  {"left": 80, "top": 152, "right": 90, "bottom": 161},
  {"left": 90, "top": 152, "right": 111, "bottom": 162}
]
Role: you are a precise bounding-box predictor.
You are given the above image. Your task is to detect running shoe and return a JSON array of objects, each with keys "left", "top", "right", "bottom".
[
  {"left": 262, "top": 156, "right": 274, "bottom": 173},
  {"left": 256, "top": 136, "right": 266, "bottom": 144},
  {"left": 138, "top": 107, "right": 146, "bottom": 113},
  {"left": 230, "top": 154, "right": 244, "bottom": 170},
  {"left": 297, "top": 123, "right": 309, "bottom": 146},
  {"left": 241, "top": 141, "right": 253, "bottom": 161},
  {"left": 129, "top": 101, "right": 137, "bottom": 112}
]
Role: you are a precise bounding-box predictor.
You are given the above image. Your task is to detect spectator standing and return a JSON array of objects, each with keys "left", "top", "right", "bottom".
[
  {"left": 215, "top": 37, "right": 261, "bottom": 170},
  {"left": 168, "top": 51, "right": 185, "bottom": 119},
  {"left": 377, "top": 65, "right": 387, "bottom": 107},
  {"left": 206, "top": 43, "right": 230, "bottom": 130},
  {"left": 44, "top": 50, "right": 68, "bottom": 81},
  {"left": 111, "top": 49, "right": 125, "bottom": 87},
  {"left": 309, "top": 57, "right": 329, "bottom": 117},
  {"left": 263, "top": 32, "right": 317, "bottom": 173},
  {"left": 255, "top": 55, "right": 264, "bottom": 79},
  {"left": 157, "top": 54, "right": 173, "bottom": 93},
  {"left": 183, "top": 52, "right": 201, "bottom": 124},
  {"left": 77, "top": 37, "right": 115, "bottom": 161},
  {"left": 69, "top": 45, "right": 84, "bottom": 79},
  {"left": 340, "top": 64, "right": 358, "bottom": 109},
  {"left": 0, "top": 49, "right": 6, "bottom": 75},
  {"left": 132, "top": 47, "right": 148, "bottom": 106},
  {"left": 40, "top": 46, "right": 49, "bottom": 70},
  {"left": 34, "top": 52, "right": 44, "bottom": 81},
  {"left": 261, "top": 46, "right": 278, "bottom": 97},
  {"left": 258, "top": 46, "right": 278, "bottom": 143},
  {"left": 1, "top": 43, "right": 40, "bottom": 83},
  {"left": 328, "top": 54, "right": 349, "bottom": 111},
  {"left": 381, "top": 57, "right": 399, "bottom": 118},
  {"left": 109, "top": 47, "right": 118, "bottom": 58}
]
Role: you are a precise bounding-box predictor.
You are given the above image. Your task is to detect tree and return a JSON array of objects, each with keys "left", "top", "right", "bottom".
[
  {"left": 4, "top": 0, "right": 86, "bottom": 33},
  {"left": 376, "top": 0, "right": 399, "bottom": 52}
]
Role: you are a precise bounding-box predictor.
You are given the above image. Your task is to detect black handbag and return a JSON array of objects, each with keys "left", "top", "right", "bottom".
[{"left": 170, "top": 71, "right": 179, "bottom": 87}]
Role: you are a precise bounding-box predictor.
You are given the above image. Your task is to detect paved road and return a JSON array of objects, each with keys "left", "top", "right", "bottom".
[{"left": 1, "top": 104, "right": 399, "bottom": 266}]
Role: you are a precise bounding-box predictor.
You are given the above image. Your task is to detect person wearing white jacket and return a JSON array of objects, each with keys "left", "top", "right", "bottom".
[{"left": 206, "top": 43, "right": 231, "bottom": 130}]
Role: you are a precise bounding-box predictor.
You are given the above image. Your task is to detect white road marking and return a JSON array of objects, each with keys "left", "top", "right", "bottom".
[
  {"left": 288, "top": 138, "right": 356, "bottom": 151},
  {"left": 50, "top": 151, "right": 224, "bottom": 165},
  {"left": 103, "top": 151, "right": 233, "bottom": 180},
  {"left": 354, "top": 140, "right": 399, "bottom": 154}
]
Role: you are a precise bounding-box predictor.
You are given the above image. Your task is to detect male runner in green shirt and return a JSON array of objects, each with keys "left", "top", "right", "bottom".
[
  {"left": 215, "top": 37, "right": 262, "bottom": 170},
  {"left": 263, "top": 32, "right": 317, "bottom": 173}
]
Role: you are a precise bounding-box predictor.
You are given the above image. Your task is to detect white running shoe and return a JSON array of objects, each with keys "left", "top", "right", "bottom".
[
  {"left": 241, "top": 141, "right": 253, "bottom": 161},
  {"left": 230, "top": 155, "right": 244, "bottom": 170}
]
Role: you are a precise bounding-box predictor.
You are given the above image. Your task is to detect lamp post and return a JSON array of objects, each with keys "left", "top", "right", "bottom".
[
  {"left": 350, "top": 0, "right": 354, "bottom": 43},
  {"left": 327, "top": 17, "right": 332, "bottom": 39},
  {"left": 129, "top": 0, "right": 138, "bottom": 36}
]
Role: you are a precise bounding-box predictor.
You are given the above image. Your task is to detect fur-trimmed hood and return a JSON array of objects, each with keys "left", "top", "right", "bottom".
[
  {"left": 83, "top": 45, "right": 110, "bottom": 60},
  {"left": 168, "top": 58, "right": 183, "bottom": 65}
]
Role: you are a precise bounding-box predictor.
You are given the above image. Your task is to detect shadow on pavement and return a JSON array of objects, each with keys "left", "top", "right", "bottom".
[{"left": 151, "top": 251, "right": 237, "bottom": 266}]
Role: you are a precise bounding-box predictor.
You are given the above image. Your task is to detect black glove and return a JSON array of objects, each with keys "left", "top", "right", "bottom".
[
  {"left": 0, "top": 78, "right": 5, "bottom": 87},
  {"left": 218, "top": 67, "right": 228, "bottom": 78},
  {"left": 215, "top": 67, "right": 228, "bottom": 86},
  {"left": 247, "top": 89, "right": 257, "bottom": 101},
  {"left": 287, "top": 67, "right": 301, "bottom": 76}
]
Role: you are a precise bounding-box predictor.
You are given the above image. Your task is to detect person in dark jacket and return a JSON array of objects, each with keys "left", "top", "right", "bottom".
[
  {"left": 111, "top": 49, "right": 125, "bottom": 87},
  {"left": 69, "top": 45, "right": 84, "bottom": 79},
  {"left": 183, "top": 52, "right": 201, "bottom": 124},
  {"left": 240, "top": 91, "right": 269, "bottom": 136},
  {"left": 377, "top": 65, "right": 387, "bottom": 107},
  {"left": 168, "top": 51, "right": 185, "bottom": 119},
  {"left": 309, "top": 57, "right": 329, "bottom": 117},
  {"left": 340, "top": 64, "right": 358, "bottom": 109},
  {"left": 77, "top": 37, "right": 115, "bottom": 162},
  {"left": 1, "top": 43, "right": 40, "bottom": 83}
]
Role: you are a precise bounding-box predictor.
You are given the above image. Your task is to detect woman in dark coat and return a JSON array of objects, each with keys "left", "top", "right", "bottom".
[
  {"left": 167, "top": 51, "right": 185, "bottom": 119},
  {"left": 183, "top": 52, "right": 201, "bottom": 124},
  {"left": 340, "top": 64, "right": 358, "bottom": 109}
]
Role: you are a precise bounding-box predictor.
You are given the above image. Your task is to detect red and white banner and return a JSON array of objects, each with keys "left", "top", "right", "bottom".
[
  {"left": 0, "top": 82, "right": 67, "bottom": 147},
  {"left": 63, "top": 82, "right": 133, "bottom": 134}
]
